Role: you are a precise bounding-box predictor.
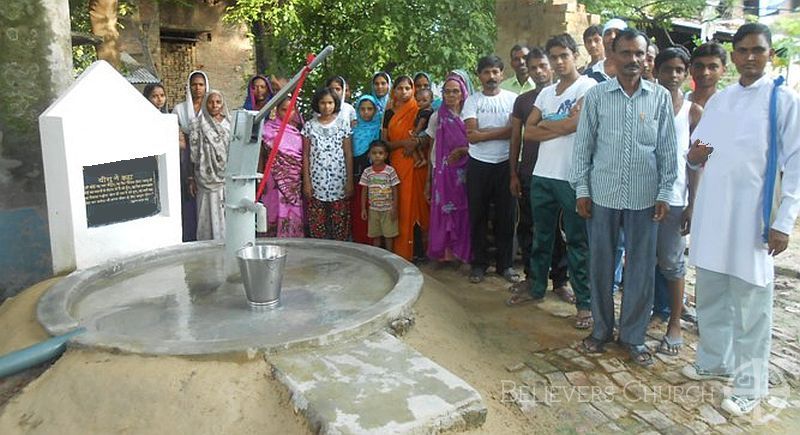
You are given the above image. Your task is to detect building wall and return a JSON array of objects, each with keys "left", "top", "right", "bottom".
[
  {"left": 119, "top": 0, "right": 254, "bottom": 109},
  {"left": 0, "top": 0, "right": 74, "bottom": 299},
  {"left": 495, "top": 0, "right": 599, "bottom": 77}
]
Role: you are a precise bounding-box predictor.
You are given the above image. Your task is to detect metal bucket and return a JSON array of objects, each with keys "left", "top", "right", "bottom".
[{"left": 236, "top": 244, "right": 287, "bottom": 309}]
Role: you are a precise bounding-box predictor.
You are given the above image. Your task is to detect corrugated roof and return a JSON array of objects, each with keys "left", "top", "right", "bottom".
[{"left": 126, "top": 67, "right": 161, "bottom": 85}]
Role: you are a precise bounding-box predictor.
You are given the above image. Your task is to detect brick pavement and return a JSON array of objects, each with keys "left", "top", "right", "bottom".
[{"left": 497, "top": 273, "right": 800, "bottom": 434}]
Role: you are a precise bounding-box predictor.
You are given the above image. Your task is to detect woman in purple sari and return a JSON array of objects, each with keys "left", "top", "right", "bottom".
[
  {"left": 259, "top": 98, "right": 305, "bottom": 237},
  {"left": 425, "top": 74, "right": 471, "bottom": 263}
]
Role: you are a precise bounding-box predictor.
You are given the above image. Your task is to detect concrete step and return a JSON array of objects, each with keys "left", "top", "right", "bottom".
[{"left": 269, "top": 331, "right": 487, "bottom": 434}]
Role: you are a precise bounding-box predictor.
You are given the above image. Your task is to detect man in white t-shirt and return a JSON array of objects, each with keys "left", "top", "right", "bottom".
[
  {"left": 462, "top": 55, "right": 519, "bottom": 284},
  {"left": 508, "top": 34, "right": 595, "bottom": 328}
]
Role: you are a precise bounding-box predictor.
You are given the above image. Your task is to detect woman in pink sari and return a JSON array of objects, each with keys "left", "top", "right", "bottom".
[
  {"left": 259, "top": 98, "right": 305, "bottom": 237},
  {"left": 425, "top": 74, "right": 471, "bottom": 263}
]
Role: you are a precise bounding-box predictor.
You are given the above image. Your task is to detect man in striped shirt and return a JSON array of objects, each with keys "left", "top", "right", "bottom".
[{"left": 570, "top": 29, "right": 677, "bottom": 367}]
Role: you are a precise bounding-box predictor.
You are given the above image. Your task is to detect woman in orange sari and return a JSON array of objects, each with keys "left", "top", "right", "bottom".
[{"left": 381, "top": 76, "right": 429, "bottom": 261}]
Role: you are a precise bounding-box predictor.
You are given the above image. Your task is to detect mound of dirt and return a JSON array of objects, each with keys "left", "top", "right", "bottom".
[{"left": 0, "top": 266, "right": 584, "bottom": 434}]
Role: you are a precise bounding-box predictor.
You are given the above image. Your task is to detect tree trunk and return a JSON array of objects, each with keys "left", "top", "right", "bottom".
[{"left": 89, "top": 0, "right": 121, "bottom": 68}]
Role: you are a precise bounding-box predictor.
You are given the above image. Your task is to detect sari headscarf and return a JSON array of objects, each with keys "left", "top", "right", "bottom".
[
  {"left": 326, "top": 75, "right": 348, "bottom": 106},
  {"left": 179, "top": 70, "right": 210, "bottom": 132},
  {"left": 385, "top": 76, "right": 418, "bottom": 142},
  {"left": 449, "top": 69, "right": 474, "bottom": 96},
  {"left": 352, "top": 95, "right": 382, "bottom": 157},
  {"left": 190, "top": 89, "right": 231, "bottom": 187},
  {"left": 371, "top": 71, "right": 392, "bottom": 111},
  {"left": 435, "top": 74, "right": 469, "bottom": 148},
  {"left": 243, "top": 75, "right": 274, "bottom": 111}
]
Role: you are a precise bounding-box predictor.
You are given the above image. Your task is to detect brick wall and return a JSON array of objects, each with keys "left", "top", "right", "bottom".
[
  {"left": 160, "top": 41, "right": 196, "bottom": 107},
  {"left": 494, "top": 0, "right": 600, "bottom": 78},
  {"left": 118, "top": 0, "right": 254, "bottom": 109}
]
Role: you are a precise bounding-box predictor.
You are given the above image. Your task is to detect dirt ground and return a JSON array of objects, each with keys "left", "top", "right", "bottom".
[
  {"left": 1, "top": 224, "right": 799, "bottom": 434},
  {"left": 0, "top": 261, "right": 576, "bottom": 434}
]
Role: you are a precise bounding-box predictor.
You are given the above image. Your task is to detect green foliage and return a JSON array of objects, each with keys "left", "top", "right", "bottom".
[
  {"left": 224, "top": 0, "right": 496, "bottom": 94},
  {"left": 72, "top": 45, "right": 98, "bottom": 75},
  {"left": 773, "top": 15, "right": 800, "bottom": 70},
  {"left": 582, "top": 0, "right": 724, "bottom": 31}
]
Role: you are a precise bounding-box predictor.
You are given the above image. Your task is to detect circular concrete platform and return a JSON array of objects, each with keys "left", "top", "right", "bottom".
[{"left": 37, "top": 239, "right": 422, "bottom": 355}]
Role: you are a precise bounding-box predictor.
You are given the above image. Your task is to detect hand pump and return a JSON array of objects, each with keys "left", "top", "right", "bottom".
[{"left": 223, "top": 46, "right": 333, "bottom": 277}]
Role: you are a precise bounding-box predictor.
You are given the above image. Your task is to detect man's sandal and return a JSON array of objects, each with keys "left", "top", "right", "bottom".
[
  {"left": 505, "top": 293, "right": 543, "bottom": 307},
  {"left": 508, "top": 279, "right": 531, "bottom": 294},
  {"left": 575, "top": 311, "right": 593, "bottom": 330},
  {"left": 581, "top": 335, "right": 611, "bottom": 354},
  {"left": 621, "top": 342, "right": 654, "bottom": 367}
]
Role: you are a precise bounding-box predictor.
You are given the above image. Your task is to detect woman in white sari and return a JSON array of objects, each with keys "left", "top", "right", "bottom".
[
  {"left": 189, "top": 89, "right": 231, "bottom": 240},
  {"left": 172, "top": 70, "right": 209, "bottom": 241}
]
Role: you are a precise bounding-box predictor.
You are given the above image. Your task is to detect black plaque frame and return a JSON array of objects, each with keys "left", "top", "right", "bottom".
[{"left": 83, "top": 156, "right": 161, "bottom": 227}]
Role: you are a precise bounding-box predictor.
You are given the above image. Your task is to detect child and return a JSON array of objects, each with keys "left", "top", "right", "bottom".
[
  {"left": 143, "top": 83, "right": 168, "bottom": 113},
  {"left": 302, "top": 87, "right": 354, "bottom": 241},
  {"left": 411, "top": 88, "right": 434, "bottom": 168},
  {"left": 360, "top": 140, "right": 400, "bottom": 250},
  {"left": 351, "top": 95, "right": 383, "bottom": 244}
]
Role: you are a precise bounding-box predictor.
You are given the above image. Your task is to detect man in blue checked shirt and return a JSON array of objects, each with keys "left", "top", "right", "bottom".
[{"left": 570, "top": 28, "right": 677, "bottom": 367}]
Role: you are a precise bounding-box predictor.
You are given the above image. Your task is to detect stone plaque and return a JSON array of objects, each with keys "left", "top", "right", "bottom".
[{"left": 83, "top": 156, "right": 161, "bottom": 227}]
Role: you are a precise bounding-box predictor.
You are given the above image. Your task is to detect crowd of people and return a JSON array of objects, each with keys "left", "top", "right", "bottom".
[{"left": 141, "top": 20, "right": 800, "bottom": 417}]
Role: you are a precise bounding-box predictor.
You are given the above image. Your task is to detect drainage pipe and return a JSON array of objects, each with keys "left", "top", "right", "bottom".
[{"left": 0, "top": 328, "right": 86, "bottom": 378}]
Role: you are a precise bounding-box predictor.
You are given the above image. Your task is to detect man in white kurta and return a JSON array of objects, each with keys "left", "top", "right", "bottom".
[{"left": 684, "top": 23, "right": 800, "bottom": 416}]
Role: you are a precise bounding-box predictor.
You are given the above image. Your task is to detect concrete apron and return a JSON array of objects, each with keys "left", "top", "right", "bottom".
[
  {"left": 269, "top": 331, "right": 487, "bottom": 434},
  {"left": 33, "top": 238, "right": 487, "bottom": 431},
  {"left": 37, "top": 239, "right": 421, "bottom": 355}
]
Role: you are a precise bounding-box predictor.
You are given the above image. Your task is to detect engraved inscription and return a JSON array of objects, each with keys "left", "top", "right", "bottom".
[{"left": 84, "top": 156, "right": 161, "bottom": 227}]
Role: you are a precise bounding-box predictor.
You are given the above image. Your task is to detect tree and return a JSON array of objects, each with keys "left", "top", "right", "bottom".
[
  {"left": 69, "top": 0, "right": 135, "bottom": 74},
  {"left": 224, "top": 0, "right": 496, "bottom": 93},
  {"left": 89, "top": 0, "right": 122, "bottom": 68},
  {"left": 582, "top": 0, "right": 733, "bottom": 46},
  {"left": 774, "top": 14, "right": 800, "bottom": 83}
]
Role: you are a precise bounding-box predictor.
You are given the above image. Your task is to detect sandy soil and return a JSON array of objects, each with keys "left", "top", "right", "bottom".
[
  {"left": 0, "top": 281, "right": 309, "bottom": 434},
  {"left": 0, "top": 264, "right": 575, "bottom": 434},
  {"left": 404, "top": 266, "right": 585, "bottom": 434},
  {"left": 2, "top": 221, "right": 799, "bottom": 434}
]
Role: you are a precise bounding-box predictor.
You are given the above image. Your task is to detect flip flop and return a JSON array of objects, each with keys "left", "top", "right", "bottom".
[
  {"left": 500, "top": 268, "right": 521, "bottom": 283},
  {"left": 469, "top": 268, "right": 485, "bottom": 284},
  {"left": 505, "top": 292, "right": 542, "bottom": 307},
  {"left": 657, "top": 335, "right": 683, "bottom": 356},
  {"left": 508, "top": 279, "right": 531, "bottom": 294},
  {"left": 575, "top": 311, "right": 593, "bottom": 330},
  {"left": 553, "top": 285, "right": 576, "bottom": 304},
  {"left": 621, "top": 342, "right": 654, "bottom": 367}
]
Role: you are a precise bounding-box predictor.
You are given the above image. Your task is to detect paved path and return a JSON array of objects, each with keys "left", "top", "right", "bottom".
[{"left": 485, "top": 223, "right": 800, "bottom": 433}]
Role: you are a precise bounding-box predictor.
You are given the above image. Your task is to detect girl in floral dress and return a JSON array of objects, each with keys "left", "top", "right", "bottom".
[{"left": 302, "top": 87, "right": 354, "bottom": 240}]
